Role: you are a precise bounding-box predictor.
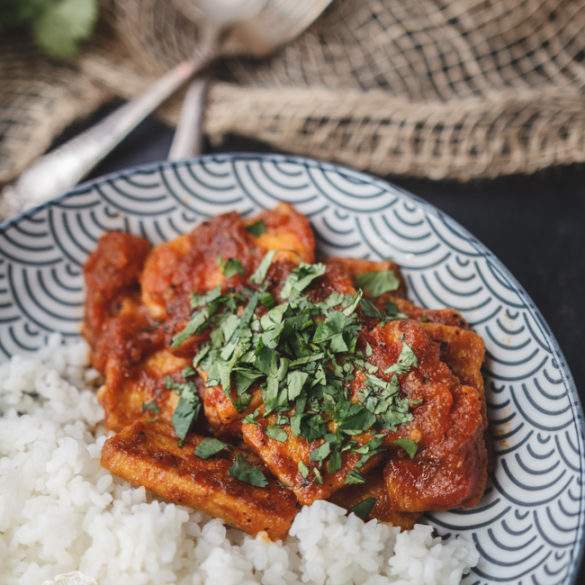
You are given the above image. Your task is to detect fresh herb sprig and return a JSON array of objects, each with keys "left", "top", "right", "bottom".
[{"left": 1, "top": 0, "right": 99, "bottom": 58}]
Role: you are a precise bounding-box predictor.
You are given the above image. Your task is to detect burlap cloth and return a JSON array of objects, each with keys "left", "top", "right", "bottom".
[{"left": 3, "top": 0, "right": 585, "bottom": 183}]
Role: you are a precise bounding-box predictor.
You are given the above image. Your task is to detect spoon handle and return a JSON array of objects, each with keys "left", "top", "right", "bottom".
[
  {"left": 168, "top": 73, "right": 210, "bottom": 160},
  {"left": 2, "top": 57, "right": 209, "bottom": 218}
]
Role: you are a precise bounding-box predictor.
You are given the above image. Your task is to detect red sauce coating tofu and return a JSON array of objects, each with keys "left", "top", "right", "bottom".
[
  {"left": 84, "top": 204, "right": 489, "bottom": 538},
  {"left": 102, "top": 420, "right": 298, "bottom": 540}
]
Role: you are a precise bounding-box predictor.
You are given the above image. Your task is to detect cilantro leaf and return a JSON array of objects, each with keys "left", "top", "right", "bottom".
[
  {"left": 242, "top": 409, "right": 261, "bottom": 425},
  {"left": 355, "top": 270, "right": 400, "bottom": 297},
  {"left": 360, "top": 298, "right": 382, "bottom": 318},
  {"left": 327, "top": 449, "right": 343, "bottom": 474},
  {"left": 336, "top": 404, "right": 376, "bottom": 435},
  {"left": 228, "top": 453, "right": 268, "bottom": 487},
  {"left": 218, "top": 255, "right": 245, "bottom": 278},
  {"left": 33, "top": 0, "right": 98, "bottom": 58},
  {"left": 383, "top": 300, "right": 408, "bottom": 319},
  {"left": 313, "top": 311, "right": 346, "bottom": 343},
  {"left": 172, "top": 395, "right": 200, "bottom": 443},
  {"left": 313, "top": 466, "right": 324, "bottom": 484},
  {"left": 385, "top": 342, "right": 419, "bottom": 375},
  {"left": 309, "top": 441, "right": 331, "bottom": 462},
  {"left": 287, "top": 370, "right": 308, "bottom": 401},
  {"left": 246, "top": 219, "right": 266, "bottom": 236},
  {"left": 352, "top": 436, "right": 386, "bottom": 467},
  {"left": 342, "top": 290, "right": 364, "bottom": 316},
  {"left": 281, "top": 262, "right": 326, "bottom": 299},
  {"left": 250, "top": 250, "right": 276, "bottom": 284},
  {"left": 141, "top": 401, "right": 160, "bottom": 415},
  {"left": 265, "top": 424, "right": 288, "bottom": 442},
  {"left": 166, "top": 376, "right": 201, "bottom": 443},
  {"left": 393, "top": 438, "right": 419, "bottom": 459},
  {"left": 172, "top": 291, "right": 224, "bottom": 347},
  {"left": 195, "top": 438, "right": 231, "bottom": 459},
  {"left": 298, "top": 460, "right": 310, "bottom": 479},
  {"left": 344, "top": 469, "right": 367, "bottom": 485},
  {"left": 349, "top": 497, "right": 377, "bottom": 521}
]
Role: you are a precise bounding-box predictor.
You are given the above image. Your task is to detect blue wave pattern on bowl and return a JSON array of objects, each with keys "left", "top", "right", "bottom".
[{"left": 0, "top": 154, "right": 583, "bottom": 585}]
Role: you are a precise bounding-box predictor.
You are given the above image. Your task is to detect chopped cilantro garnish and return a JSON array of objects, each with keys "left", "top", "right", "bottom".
[
  {"left": 344, "top": 469, "right": 367, "bottom": 485},
  {"left": 218, "top": 255, "right": 245, "bottom": 278},
  {"left": 298, "top": 460, "right": 310, "bottom": 479},
  {"left": 355, "top": 269, "right": 400, "bottom": 297},
  {"left": 393, "top": 438, "right": 419, "bottom": 459},
  {"left": 327, "top": 449, "right": 343, "bottom": 474},
  {"left": 172, "top": 397, "right": 200, "bottom": 444},
  {"left": 385, "top": 342, "right": 419, "bottom": 374},
  {"left": 360, "top": 298, "right": 383, "bottom": 318},
  {"left": 170, "top": 254, "right": 418, "bottom": 475},
  {"left": 313, "top": 466, "right": 324, "bottom": 485},
  {"left": 280, "top": 262, "right": 326, "bottom": 299},
  {"left": 195, "top": 438, "right": 231, "bottom": 459},
  {"left": 228, "top": 453, "right": 268, "bottom": 487},
  {"left": 265, "top": 424, "right": 288, "bottom": 442},
  {"left": 250, "top": 250, "right": 276, "bottom": 284},
  {"left": 310, "top": 441, "right": 331, "bottom": 463},
  {"left": 165, "top": 375, "right": 201, "bottom": 443},
  {"left": 242, "top": 409, "right": 261, "bottom": 425},
  {"left": 246, "top": 219, "right": 267, "bottom": 236},
  {"left": 352, "top": 435, "right": 387, "bottom": 467},
  {"left": 349, "top": 497, "right": 377, "bottom": 521},
  {"left": 141, "top": 401, "right": 160, "bottom": 415},
  {"left": 287, "top": 370, "right": 308, "bottom": 401},
  {"left": 384, "top": 300, "right": 408, "bottom": 319},
  {"left": 360, "top": 297, "right": 407, "bottom": 323},
  {"left": 182, "top": 366, "right": 195, "bottom": 379}
]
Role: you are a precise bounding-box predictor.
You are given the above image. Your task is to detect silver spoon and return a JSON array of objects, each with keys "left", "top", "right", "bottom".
[
  {"left": 167, "top": 0, "right": 261, "bottom": 160},
  {"left": 0, "top": 0, "right": 332, "bottom": 220}
]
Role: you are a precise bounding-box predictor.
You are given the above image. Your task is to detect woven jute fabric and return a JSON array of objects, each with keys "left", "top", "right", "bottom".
[{"left": 3, "top": 0, "right": 585, "bottom": 183}]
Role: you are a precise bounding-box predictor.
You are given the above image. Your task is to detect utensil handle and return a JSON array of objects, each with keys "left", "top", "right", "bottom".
[
  {"left": 168, "top": 73, "right": 210, "bottom": 160},
  {"left": 10, "top": 58, "right": 209, "bottom": 209}
]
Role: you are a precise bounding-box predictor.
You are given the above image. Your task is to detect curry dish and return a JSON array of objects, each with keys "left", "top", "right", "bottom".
[{"left": 83, "top": 204, "right": 488, "bottom": 541}]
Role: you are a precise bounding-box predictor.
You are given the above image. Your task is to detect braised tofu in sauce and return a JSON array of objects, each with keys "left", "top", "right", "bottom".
[{"left": 83, "top": 203, "right": 489, "bottom": 538}]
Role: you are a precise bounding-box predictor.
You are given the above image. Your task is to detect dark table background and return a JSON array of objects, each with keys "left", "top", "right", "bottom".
[{"left": 67, "top": 103, "right": 585, "bottom": 584}]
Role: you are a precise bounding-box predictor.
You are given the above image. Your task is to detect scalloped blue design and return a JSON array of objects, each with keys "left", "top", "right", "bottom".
[{"left": 0, "top": 154, "right": 583, "bottom": 585}]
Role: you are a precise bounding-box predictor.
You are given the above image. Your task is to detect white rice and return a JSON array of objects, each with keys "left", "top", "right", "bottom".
[{"left": 0, "top": 336, "right": 478, "bottom": 585}]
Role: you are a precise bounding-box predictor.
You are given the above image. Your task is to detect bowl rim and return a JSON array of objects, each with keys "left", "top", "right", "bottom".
[{"left": 1, "top": 151, "right": 584, "bottom": 583}]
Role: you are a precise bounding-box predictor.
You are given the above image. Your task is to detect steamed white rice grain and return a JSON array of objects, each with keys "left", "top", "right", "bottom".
[{"left": 0, "top": 336, "right": 479, "bottom": 585}]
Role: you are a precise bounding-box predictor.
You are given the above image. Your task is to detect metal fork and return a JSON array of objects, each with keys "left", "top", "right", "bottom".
[{"left": 0, "top": 0, "right": 332, "bottom": 220}]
